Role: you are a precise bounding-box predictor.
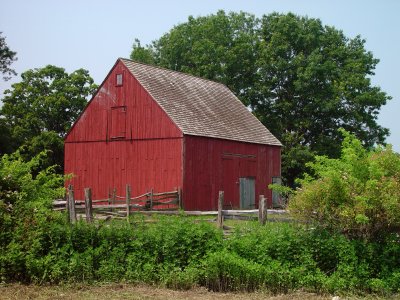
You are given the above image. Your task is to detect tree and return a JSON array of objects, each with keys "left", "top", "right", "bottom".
[
  {"left": 130, "top": 11, "right": 391, "bottom": 187},
  {"left": 0, "top": 65, "right": 97, "bottom": 171},
  {"left": 0, "top": 118, "right": 14, "bottom": 155},
  {"left": 131, "top": 38, "right": 155, "bottom": 65},
  {"left": 131, "top": 10, "right": 260, "bottom": 106},
  {"left": 288, "top": 130, "right": 400, "bottom": 241},
  {"left": 253, "top": 13, "right": 390, "bottom": 186},
  {"left": 0, "top": 32, "right": 17, "bottom": 81}
]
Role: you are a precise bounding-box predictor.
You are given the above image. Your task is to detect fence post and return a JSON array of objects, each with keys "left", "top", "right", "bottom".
[
  {"left": 67, "top": 184, "right": 76, "bottom": 224},
  {"left": 150, "top": 188, "right": 154, "bottom": 210},
  {"left": 84, "top": 187, "right": 93, "bottom": 223},
  {"left": 112, "top": 188, "right": 116, "bottom": 212},
  {"left": 217, "top": 191, "right": 224, "bottom": 229},
  {"left": 178, "top": 187, "right": 182, "bottom": 209},
  {"left": 259, "top": 195, "right": 267, "bottom": 225},
  {"left": 263, "top": 196, "right": 268, "bottom": 224},
  {"left": 126, "top": 184, "right": 131, "bottom": 221}
]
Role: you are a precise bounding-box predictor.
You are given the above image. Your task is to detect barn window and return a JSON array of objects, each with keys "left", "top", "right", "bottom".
[
  {"left": 110, "top": 106, "right": 126, "bottom": 139},
  {"left": 116, "top": 73, "right": 123, "bottom": 86}
]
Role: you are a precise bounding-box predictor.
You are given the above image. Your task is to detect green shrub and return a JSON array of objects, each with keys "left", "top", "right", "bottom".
[
  {"left": 199, "top": 249, "right": 266, "bottom": 292},
  {"left": 227, "top": 223, "right": 315, "bottom": 269},
  {"left": 223, "top": 222, "right": 400, "bottom": 294},
  {"left": 162, "top": 265, "right": 199, "bottom": 290},
  {"left": 289, "top": 130, "right": 400, "bottom": 241},
  {"left": 0, "top": 241, "right": 26, "bottom": 282},
  {"left": 123, "top": 216, "right": 222, "bottom": 283},
  {"left": 0, "top": 151, "right": 65, "bottom": 283},
  {"left": 1, "top": 150, "right": 400, "bottom": 295},
  {"left": 385, "top": 271, "right": 400, "bottom": 293}
]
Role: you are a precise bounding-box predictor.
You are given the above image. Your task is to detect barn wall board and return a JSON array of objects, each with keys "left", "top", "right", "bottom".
[
  {"left": 65, "top": 61, "right": 183, "bottom": 200},
  {"left": 183, "top": 135, "right": 281, "bottom": 210}
]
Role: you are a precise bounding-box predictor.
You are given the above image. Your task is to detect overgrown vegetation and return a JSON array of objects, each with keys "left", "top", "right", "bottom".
[
  {"left": 289, "top": 130, "right": 400, "bottom": 241},
  {"left": 204, "top": 224, "right": 400, "bottom": 294},
  {"left": 1, "top": 150, "right": 399, "bottom": 296}
]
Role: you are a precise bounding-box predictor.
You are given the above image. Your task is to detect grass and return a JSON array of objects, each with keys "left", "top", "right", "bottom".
[
  {"left": 0, "top": 283, "right": 361, "bottom": 300},
  {"left": 2, "top": 284, "right": 399, "bottom": 300}
]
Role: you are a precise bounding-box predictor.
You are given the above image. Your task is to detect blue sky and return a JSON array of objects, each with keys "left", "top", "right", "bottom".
[{"left": 1, "top": 0, "right": 399, "bottom": 151}]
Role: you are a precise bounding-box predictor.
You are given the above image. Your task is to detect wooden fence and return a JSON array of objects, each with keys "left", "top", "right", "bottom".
[
  {"left": 215, "top": 191, "right": 289, "bottom": 229},
  {"left": 54, "top": 187, "right": 288, "bottom": 227},
  {"left": 54, "top": 184, "right": 182, "bottom": 223}
]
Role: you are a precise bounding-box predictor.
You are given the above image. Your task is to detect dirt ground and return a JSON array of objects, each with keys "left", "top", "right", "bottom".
[
  {"left": 0, "top": 283, "right": 329, "bottom": 300},
  {"left": 1, "top": 283, "right": 398, "bottom": 300}
]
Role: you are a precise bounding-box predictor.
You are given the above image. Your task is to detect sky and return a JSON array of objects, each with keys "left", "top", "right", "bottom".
[{"left": 1, "top": 0, "right": 399, "bottom": 151}]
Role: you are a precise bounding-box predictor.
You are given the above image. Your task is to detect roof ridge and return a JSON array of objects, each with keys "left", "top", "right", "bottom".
[
  {"left": 120, "top": 57, "right": 282, "bottom": 147},
  {"left": 119, "top": 57, "right": 229, "bottom": 89}
]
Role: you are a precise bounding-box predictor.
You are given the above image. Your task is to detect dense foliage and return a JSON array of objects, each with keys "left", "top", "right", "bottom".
[
  {"left": 2, "top": 218, "right": 399, "bottom": 294},
  {"left": 131, "top": 11, "right": 391, "bottom": 186},
  {"left": 0, "top": 151, "right": 65, "bottom": 282},
  {"left": 1, "top": 151, "right": 399, "bottom": 295},
  {"left": 205, "top": 224, "right": 400, "bottom": 294},
  {"left": 0, "top": 65, "right": 97, "bottom": 171},
  {"left": 289, "top": 130, "right": 400, "bottom": 241},
  {"left": 0, "top": 32, "right": 17, "bottom": 81}
]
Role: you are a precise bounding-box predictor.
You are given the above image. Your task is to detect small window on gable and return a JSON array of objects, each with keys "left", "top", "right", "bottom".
[{"left": 116, "top": 73, "right": 123, "bottom": 86}]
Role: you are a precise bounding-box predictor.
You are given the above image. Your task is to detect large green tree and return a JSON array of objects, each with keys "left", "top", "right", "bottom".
[
  {"left": 0, "top": 65, "right": 97, "bottom": 171},
  {"left": 131, "top": 11, "right": 390, "bottom": 186},
  {"left": 132, "top": 11, "right": 260, "bottom": 106},
  {"left": 254, "top": 13, "right": 390, "bottom": 185},
  {"left": 0, "top": 32, "right": 17, "bottom": 81}
]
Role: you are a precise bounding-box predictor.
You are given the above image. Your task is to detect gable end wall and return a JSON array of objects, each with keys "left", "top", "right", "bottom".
[{"left": 65, "top": 61, "right": 183, "bottom": 200}]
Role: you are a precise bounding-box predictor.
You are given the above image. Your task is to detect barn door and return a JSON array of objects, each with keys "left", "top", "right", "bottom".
[
  {"left": 239, "top": 177, "right": 255, "bottom": 209},
  {"left": 222, "top": 158, "right": 237, "bottom": 209}
]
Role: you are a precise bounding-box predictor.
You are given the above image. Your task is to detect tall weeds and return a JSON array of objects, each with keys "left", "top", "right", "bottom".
[{"left": 1, "top": 151, "right": 399, "bottom": 295}]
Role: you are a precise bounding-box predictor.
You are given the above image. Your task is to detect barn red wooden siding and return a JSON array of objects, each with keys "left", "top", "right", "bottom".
[
  {"left": 65, "top": 61, "right": 183, "bottom": 200},
  {"left": 183, "top": 135, "right": 281, "bottom": 210},
  {"left": 65, "top": 59, "right": 282, "bottom": 209}
]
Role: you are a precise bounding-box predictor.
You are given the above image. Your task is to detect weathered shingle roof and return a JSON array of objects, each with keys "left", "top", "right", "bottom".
[{"left": 121, "top": 58, "right": 281, "bottom": 146}]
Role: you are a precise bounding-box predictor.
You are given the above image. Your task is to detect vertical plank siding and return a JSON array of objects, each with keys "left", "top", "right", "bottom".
[
  {"left": 65, "top": 60, "right": 281, "bottom": 210},
  {"left": 65, "top": 139, "right": 182, "bottom": 201},
  {"left": 65, "top": 61, "right": 182, "bottom": 143},
  {"left": 183, "top": 135, "right": 281, "bottom": 210},
  {"left": 65, "top": 61, "right": 183, "bottom": 201}
]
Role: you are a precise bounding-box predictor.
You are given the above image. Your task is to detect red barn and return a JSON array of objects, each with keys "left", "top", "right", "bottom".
[{"left": 64, "top": 58, "right": 282, "bottom": 210}]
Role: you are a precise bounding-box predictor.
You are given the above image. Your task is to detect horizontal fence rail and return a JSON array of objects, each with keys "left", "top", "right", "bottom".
[
  {"left": 55, "top": 186, "right": 288, "bottom": 226},
  {"left": 58, "top": 184, "right": 182, "bottom": 223}
]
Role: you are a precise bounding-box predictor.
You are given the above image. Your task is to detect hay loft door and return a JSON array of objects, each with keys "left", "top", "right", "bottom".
[{"left": 109, "top": 106, "right": 127, "bottom": 139}]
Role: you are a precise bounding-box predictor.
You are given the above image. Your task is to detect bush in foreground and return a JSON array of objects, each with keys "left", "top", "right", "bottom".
[
  {"left": 288, "top": 130, "right": 400, "bottom": 241},
  {"left": 1, "top": 151, "right": 399, "bottom": 295},
  {"left": 199, "top": 223, "right": 400, "bottom": 294}
]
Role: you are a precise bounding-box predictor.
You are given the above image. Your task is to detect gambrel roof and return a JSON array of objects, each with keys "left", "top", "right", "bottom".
[{"left": 121, "top": 58, "right": 281, "bottom": 146}]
